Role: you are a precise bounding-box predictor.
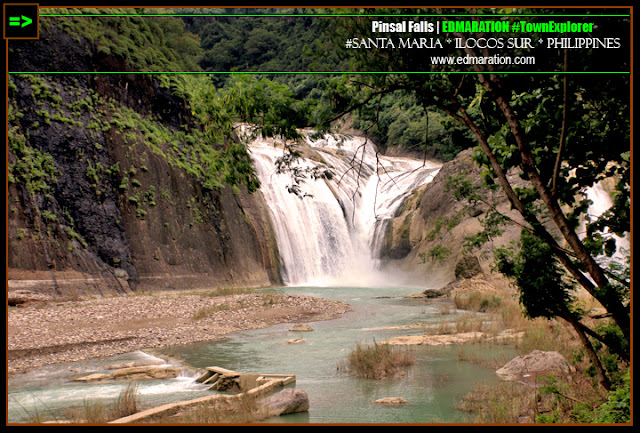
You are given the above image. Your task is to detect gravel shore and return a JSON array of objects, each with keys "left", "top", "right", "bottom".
[{"left": 7, "top": 289, "right": 352, "bottom": 375}]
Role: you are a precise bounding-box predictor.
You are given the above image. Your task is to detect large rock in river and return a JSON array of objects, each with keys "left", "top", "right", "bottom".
[
  {"left": 262, "top": 388, "right": 310, "bottom": 416},
  {"left": 496, "top": 350, "right": 576, "bottom": 384}
]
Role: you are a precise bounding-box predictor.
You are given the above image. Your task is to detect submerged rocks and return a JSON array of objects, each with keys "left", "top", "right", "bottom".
[
  {"left": 382, "top": 328, "right": 524, "bottom": 347},
  {"left": 73, "top": 365, "right": 183, "bottom": 382},
  {"left": 285, "top": 338, "right": 306, "bottom": 344},
  {"left": 289, "top": 323, "right": 314, "bottom": 332},
  {"left": 383, "top": 332, "right": 486, "bottom": 346}
]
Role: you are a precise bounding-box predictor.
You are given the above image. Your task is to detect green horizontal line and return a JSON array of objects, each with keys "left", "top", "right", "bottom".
[
  {"left": 9, "top": 71, "right": 630, "bottom": 74},
  {"left": 39, "top": 14, "right": 630, "bottom": 17}
]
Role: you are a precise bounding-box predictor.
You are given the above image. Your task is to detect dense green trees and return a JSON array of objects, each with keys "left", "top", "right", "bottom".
[
  {"left": 318, "top": 7, "right": 630, "bottom": 391},
  {"left": 190, "top": 74, "right": 334, "bottom": 196},
  {"left": 178, "top": 8, "right": 470, "bottom": 158}
]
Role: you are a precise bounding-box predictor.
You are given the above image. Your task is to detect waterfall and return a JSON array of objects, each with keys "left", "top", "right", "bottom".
[
  {"left": 583, "top": 182, "right": 630, "bottom": 262},
  {"left": 248, "top": 130, "right": 440, "bottom": 287}
]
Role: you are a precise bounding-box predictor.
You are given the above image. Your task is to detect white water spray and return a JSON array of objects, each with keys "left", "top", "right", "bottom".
[
  {"left": 248, "top": 130, "right": 440, "bottom": 287},
  {"left": 583, "top": 182, "right": 630, "bottom": 262}
]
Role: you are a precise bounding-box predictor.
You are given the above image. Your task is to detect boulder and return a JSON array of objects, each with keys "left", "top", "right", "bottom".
[
  {"left": 375, "top": 397, "right": 408, "bottom": 406},
  {"left": 420, "top": 272, "right": 494, "bottom": 299},
  {"left": 419, "top": 280, "right": 458, "bottom": 298},
  {"left": 454, "top": 255, "right": 484, "bottom": 279},
  {"left": 263, "top": 388, "right": 309, "bottom": 416},
  {"left": 496, "top": 350, "right": 576, "bottom": 384},
  {"left": 416, "top": 256, "right": 484, "bottom": 299},
  {"left": 73, "top": 365, "right": 182, "bottom": 382}
]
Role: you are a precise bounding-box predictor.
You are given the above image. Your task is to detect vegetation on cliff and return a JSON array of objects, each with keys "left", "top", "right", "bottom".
[{"left": 7, "top": 8, "right": 285, "bottom": 293}]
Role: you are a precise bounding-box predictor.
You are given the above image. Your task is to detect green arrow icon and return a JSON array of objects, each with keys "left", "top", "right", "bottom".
[{"left": 9, "top": 15, "right": 33, "bottom": 27}]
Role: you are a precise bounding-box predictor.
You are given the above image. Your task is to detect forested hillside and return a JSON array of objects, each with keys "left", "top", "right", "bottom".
[{"left": 176, "top": 7, "right": 476, "bottom": 160}]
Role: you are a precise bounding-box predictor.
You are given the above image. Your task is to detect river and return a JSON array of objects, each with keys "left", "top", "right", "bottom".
[
  {"left": 163, "top": 284, "right": 514, "bottom": 424},
  {"left": 8, "top": 283, "right": 514, "bottom": 424}
]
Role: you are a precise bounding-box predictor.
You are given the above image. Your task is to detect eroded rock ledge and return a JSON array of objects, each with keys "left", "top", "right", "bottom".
[{"left": 382, "top": 330, "right": 524, "bottom": 346}]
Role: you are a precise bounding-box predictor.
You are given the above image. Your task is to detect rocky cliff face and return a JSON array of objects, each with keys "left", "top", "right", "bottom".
[
  {"left": 377, "top": 148, "right": 523, "bottom": 289},
  {"left": 8, "top": 22, "right": 281, "bottom": 298}
]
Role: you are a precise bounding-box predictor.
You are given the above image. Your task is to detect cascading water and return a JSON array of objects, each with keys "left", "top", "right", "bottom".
[
  {"left": 583, "top": 182, "right": 630, "bottom": 262},
  {"left": 247, "top": 129, "right": 441, "bottom": 287}
]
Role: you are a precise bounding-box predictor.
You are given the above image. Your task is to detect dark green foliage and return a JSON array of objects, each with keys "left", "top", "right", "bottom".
[
  {"left": 42, "top": 7, "right": 203, "bottom": 98},
  {"left": 427, "top": 245, "right": 451, "bottom": 263},
  {"left": 8, "top": 126, "right": 58, "bottom": 195},
  {"left": 351, "top": 92, "right": 475, "bottom": 159},
  {"left": 543, "top": 370, "right": 631, "bottom": 424},
  {"left": 215, "top": 142, "right": 261, "bottom": 194},
  {"left": 494, "top": 230, "right": 575, "bottom": 319},
  {"left": 179, "top": 8, "right": 469, "bottom": 160},
  {"left": 589, "top": 371, "right": 630, "bottom": 423},
  {"left": 190, "top": 74, "right": 336, "bottom": 196},
  {"left": 182, "top": 8, "right": 329, "bottom": 75}
]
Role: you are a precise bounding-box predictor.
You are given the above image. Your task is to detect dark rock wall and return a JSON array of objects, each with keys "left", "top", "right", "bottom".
[{"left": 7, "top": 23, "right": 281, "bottom": 297}]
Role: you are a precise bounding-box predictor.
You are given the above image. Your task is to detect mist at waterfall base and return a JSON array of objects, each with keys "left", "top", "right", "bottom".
[{"left": 248, "top": 131, "right": 441, "bottom": 288}]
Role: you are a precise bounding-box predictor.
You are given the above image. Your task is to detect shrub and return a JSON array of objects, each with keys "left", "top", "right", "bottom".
[
  {"left": 340, "top": 341, "right": 415, "bottom": 379},
  {"left": 454, "top": 290, "right": 503, "bottom": 312}
]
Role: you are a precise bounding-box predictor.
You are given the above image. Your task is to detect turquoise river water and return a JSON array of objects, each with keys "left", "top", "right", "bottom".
[{"left": 8, "top": 284, "right": 516, "bottom": 424}]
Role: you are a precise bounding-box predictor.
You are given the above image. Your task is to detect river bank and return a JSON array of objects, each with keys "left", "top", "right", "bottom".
[{"left": 7, "top": 289, "right": 352, "bottom": 376}]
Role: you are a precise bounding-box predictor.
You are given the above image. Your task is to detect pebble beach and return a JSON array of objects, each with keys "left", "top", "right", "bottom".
[{"left": 7, "top": 290, "right": 352, "bottom": 375}]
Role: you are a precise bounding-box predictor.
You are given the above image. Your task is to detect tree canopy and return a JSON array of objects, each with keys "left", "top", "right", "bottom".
[{"left": 316, "top": 7, "right": 630, "bottom": 390}]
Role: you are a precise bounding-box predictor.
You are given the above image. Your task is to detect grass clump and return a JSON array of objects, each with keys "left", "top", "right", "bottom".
[
  {"left": 453, "top": 290, "right": 503, "bottom": 312},
  {"left": 64, "top": 381, "right": 140, "bottom": 423},
  {"left": 339, "top": 341, "right": 415, "bottom": 380},
  {"left": 112, "top": 382, "right": 139, "bottom": 420},
  {"left": 456, "top": 381, "right": 537, "bottom": 423}
]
